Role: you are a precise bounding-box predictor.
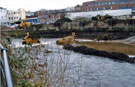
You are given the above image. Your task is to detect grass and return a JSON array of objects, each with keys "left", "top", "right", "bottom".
[{"left": 76, "top": 41, "right": 135, "bottom": 55}]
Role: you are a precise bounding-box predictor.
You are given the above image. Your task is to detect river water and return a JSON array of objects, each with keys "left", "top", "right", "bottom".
[{"left": 11, "top": 38, "right": 135, "bottom": 87}]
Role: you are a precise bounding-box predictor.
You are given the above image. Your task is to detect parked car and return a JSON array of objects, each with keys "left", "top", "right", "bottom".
[{"left": 9, "top": 24, "right": 19, "bottom": 29}]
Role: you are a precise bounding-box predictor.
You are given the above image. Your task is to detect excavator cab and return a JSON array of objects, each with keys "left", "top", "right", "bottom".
[{"left": 22, "top": 32, "right": 40, "bottom": 44}]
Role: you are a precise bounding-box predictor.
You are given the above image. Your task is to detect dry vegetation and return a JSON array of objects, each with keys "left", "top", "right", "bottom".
[
  {"left": 1, "top": 39, "right": 83, "bottom": 87},
  {"left": 76, "top": 41, "right": 135, "bottom": 55},
  {"left": 11, "top": 46, "right": 71, "bottom": 87}
]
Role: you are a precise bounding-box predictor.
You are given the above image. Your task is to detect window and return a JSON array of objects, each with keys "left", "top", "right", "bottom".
[
  {"left": 92, "top": 3, "right": 94, "bottom": 6},
  {"left": 98, "top": 2, "right": 100, "bottom": 6},
  {"left": 120, "top": 0, "right": 128, "bottom": 4},
  {"left": 101, "top": 2, "right": 104, "bottom": 6},
  {"left": 105, "top": 7, "right": 108, "bottom": 10},
  {"left": 95, "top": 8, "right": 97, "bottom": 11},
  {"left": 124, "top": 0, "right": 128, "bottom": 3},
  {"left": 101, "top": 8, "right": 104, "bottom": 10},
  {"left": 105, "top": 1, "right": 108, "bottom": 5},
  {"left": 112, "top": 1, "right": 115, "bottom": 4},
  {"left": 120, "top": 0, "right": 123, "bottom": 4},
  {"left": 130, "top": 0, "right": 135, "bottom": 3},
  {"left": 89, "top": 8, "right": 91, "bottom": 11},
  {"left": 5, "top": 16, "right": 7, "bottom": 19},
  {"left": 98, "top": 8, "right": 101, "bottom": 10},
  {"left": 116, "top": 0, "right": 119, "bottom": 4},
  {"left": 89, "top": 3, "right": 91, "bottom": 7},
  {"left": 109, "top": 7, "right": 111, "bottom": 10},
  {"left": 95, "top": 2, "right": 97, "bottom": 6},
  {"left": 109, "top": 1, "right": 111, "bottom": 5},
  {"left": 92, "top": 8, "right": 94, "bottom": 11}
]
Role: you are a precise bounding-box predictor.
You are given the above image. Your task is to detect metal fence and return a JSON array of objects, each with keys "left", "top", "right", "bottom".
[{"left": 0, "top": 44, "right": 13, "bottom": 87}]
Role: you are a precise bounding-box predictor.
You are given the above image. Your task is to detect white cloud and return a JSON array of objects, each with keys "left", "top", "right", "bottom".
[{"left": 1, "top": 0, "right": 94, "bottom": 11}]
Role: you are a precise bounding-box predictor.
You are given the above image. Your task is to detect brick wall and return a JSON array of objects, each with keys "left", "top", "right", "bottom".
[{"left": 79, "top": 0, "right": 135, "bottom": 12}]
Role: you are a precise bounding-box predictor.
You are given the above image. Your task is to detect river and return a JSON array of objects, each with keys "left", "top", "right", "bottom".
[{"left": 11, "top": 38, "right": 135, "bottom": 87}]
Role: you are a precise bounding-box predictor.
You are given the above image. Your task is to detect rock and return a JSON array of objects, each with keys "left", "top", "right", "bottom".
[
  {"left": 63, "top": 45, "right": 135, "bottom": 63},
  {"left": 110, "top": 52, "right": 129, "bottom": 61},
  {"left": 63, "top": 44, "right": 74, "bottom": 50},
  {"left": 97, "top": 51, "right": 111, "bottom": 57}
]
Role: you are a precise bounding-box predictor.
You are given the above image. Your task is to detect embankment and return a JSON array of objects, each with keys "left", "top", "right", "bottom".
[
  {"left": 63, "top": 45, "right": 135, "bottom": 63},
  {"left": 2, "top": 29, "right": 135, "bottom": 40}
]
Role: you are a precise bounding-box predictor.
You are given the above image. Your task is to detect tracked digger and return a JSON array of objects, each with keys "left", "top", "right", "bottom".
[
  {"left": 22, "top": 32, "right": 41, "bottom": 44},
  {"left": 56, "top": 32, "right": 75, "bottom": 45},
  {"left": 19, "top": 20, "right": 31, "bottom": 29}
]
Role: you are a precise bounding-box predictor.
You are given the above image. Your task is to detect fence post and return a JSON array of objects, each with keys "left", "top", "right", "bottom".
[{"left": 0, "top": 44, "right": 13, "bottom": 87}]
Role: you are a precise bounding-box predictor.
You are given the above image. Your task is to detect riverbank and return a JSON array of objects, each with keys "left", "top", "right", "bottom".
[
  {"left": 2, "top": 29, "right": 135, "bottom": 40},
  {"left": 76, "top": 41, "right": 135, "bottom": 55},
  {"left": 2, "top": 29, "right": 135, "bottom": 56},
  {"left": 63, "top": 44, "right": 135, "bottom": 63}
]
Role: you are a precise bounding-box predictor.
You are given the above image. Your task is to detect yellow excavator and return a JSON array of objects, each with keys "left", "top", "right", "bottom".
[
  {"left": 22, "top": 32, "right": 40, "bottom": 44},
  {"left": 19, "top": 21, "right": 31, "bottom": 29},
  {"left": 56, "top": 32, "right": 75, "bottom": 45}
]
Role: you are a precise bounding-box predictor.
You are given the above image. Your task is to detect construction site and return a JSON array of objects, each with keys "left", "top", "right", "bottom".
[{"left": 1, "top": 0, "right": 135, "bottom": 87}]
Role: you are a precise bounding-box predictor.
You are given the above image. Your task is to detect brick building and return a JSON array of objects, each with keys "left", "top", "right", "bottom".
[
  {"left": 36, "top": 10, "right": 65, "bottom": 24},
  {"left": 78, "top": 0, "right": 135, "bottom": 12}
]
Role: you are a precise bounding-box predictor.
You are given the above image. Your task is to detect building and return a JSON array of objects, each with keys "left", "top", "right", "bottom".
[
  {"left": 75, "top": 5, "right": 82, "bottom": 12},
  {"left": 26, "top": 11, "right": 35, "bottom": 17},
  {"left": 46, "top": 12, "right": 65, "bottom": 24},
  {"left": 8, "top": 8, "right": 26, "bottom": 23},
  {"left": 77, "top": 0, "right": 135, "bottom": 12},
  {"left": 0, "top": 7, "right": 8, "bottom": 26},
  {"left": 36, "top": 9, "right": 49, "bottom": 24},
  {"left": 66, "top": 9, "right": 132, "bottom": 20},
  {"left": 26, "top": 17, "right": 39, "bottom": 24},
  {"left": 64, "top": 7, "right": 75, "bottom": 12},
  {"left": 37, "top": 9, "right": 65, "bottom": 24}
]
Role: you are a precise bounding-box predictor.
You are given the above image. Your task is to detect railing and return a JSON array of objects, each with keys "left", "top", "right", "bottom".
[{"left": 0, "top": 44, "right": 13, "bottom": 87}]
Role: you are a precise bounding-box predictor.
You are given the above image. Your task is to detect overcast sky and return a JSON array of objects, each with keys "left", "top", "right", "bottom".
[{"left": 1, "top": 0, "right": 94, "bottom": 11}]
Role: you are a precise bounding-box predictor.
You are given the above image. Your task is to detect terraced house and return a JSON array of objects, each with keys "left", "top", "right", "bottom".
[{"left": 78, "top": 0, "right": 135, "bottom": 12}]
